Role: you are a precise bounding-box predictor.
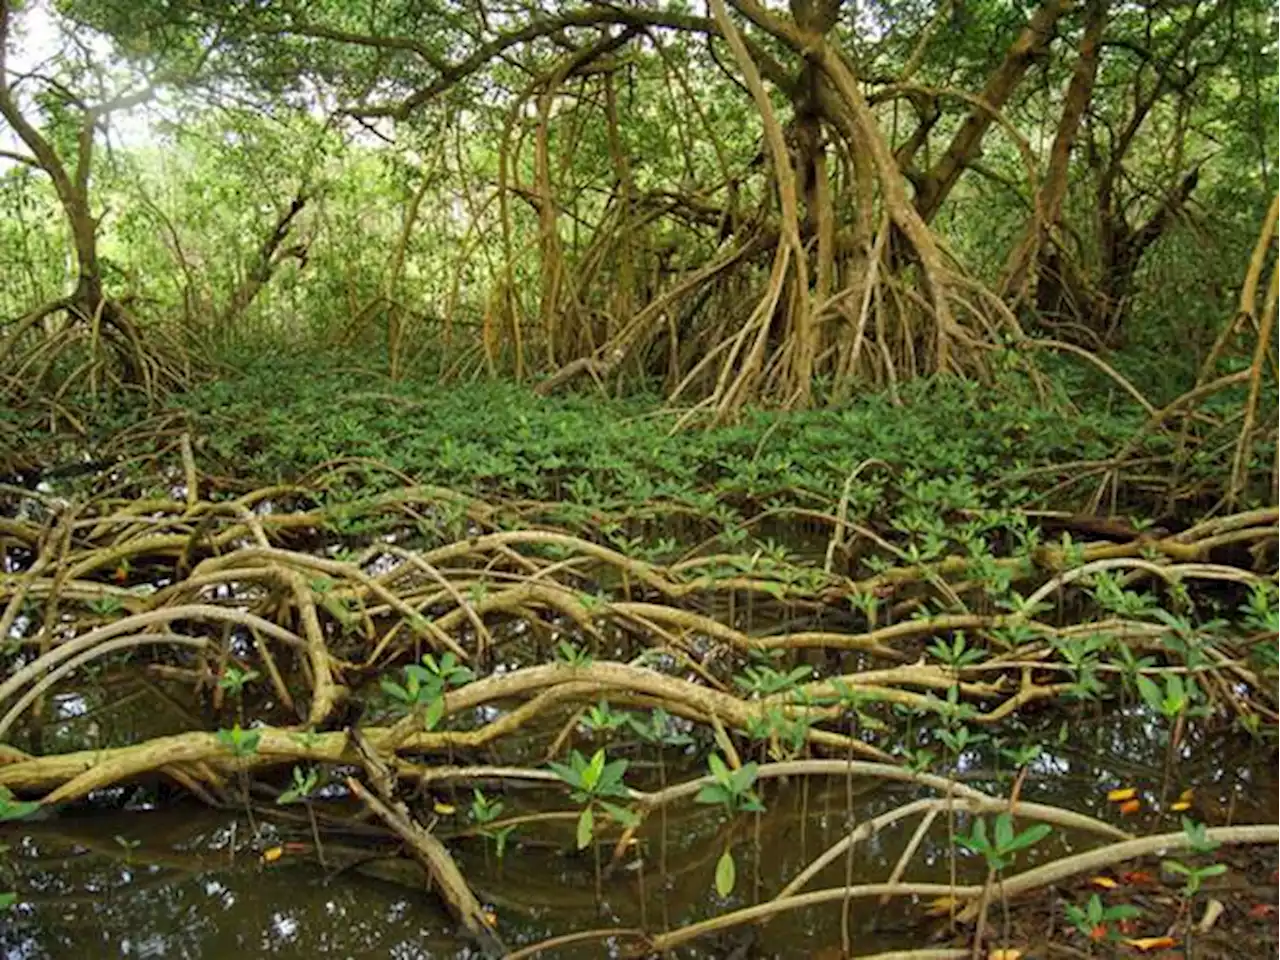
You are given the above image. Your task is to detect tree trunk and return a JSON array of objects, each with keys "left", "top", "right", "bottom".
[
  {"left": 1002, "top": 0, "right": 1107, "bottom": 305},
  {"left": 912, "top": 0, "right": 1068, "bottom": 223}
]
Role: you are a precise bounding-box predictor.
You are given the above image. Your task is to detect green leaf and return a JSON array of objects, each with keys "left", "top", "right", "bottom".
[
  {"left": 0, "top": 798, "right": 40, "bottom": 822},
  {"left": 547, "top": 758, "right": 581, "bottom": 790},
  {"left": 380, "top": 678, "right": 410, "bottom": 703},
  {"left": 1108, "top": 904, "right": 1143, "bottom": 921},
  {"left": 596, "top": 758, "right": 630, "bottom": 797},
  {"left": 1002, "top": 821, "right": 1052, "bottom": 854},
  {"left": 994, "top": 813, "right": 1014, "bottom": 851},
  {"left": 1167, "top": 673, "right": 1186, "bottom": 708},
  {"left": 695, "top": 784, "right": 731, "bottom": 806},
  {"left": 1086, "top": 893, "right": 1104, "bottom": 925},
  {"left": 707, "top": 753, "right": 730, "bottom": 784},
  {"left": 599, "top": 801, "right": 640, "bottom": 828},
  {"left": 714, "top": 849, "right": 736, "bottom": 896},
  {"left": 1134, "top": 674, "right": 1163, "bottom": 714},
  {"left": 582, "top": 749, "right": 606, "bottom": 791},
  {"left": 730, "top": 762, "right": 760, "bottom": 794},
  {"left": 576, "top": 805, "right": 594, "bottom": 850},
  {"left": 423, "top": 696, "right": 445, "bottom": 731}
]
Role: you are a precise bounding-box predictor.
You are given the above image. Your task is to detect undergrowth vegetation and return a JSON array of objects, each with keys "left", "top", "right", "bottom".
[{"left": 176, "top": 356, "right": 1132, "bottom": 503}]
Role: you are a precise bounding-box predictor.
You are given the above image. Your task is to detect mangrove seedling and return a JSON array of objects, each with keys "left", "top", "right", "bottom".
[
  {"left": 733, "top": 662, "right": 812, "bottom": 697},
  {"left": 745, "top": 706, "right": 811, "bottom": 761},
  {"left": 1063, "top": 893, "right": 1142, "bottom": 947},
  {"left": 958, "top": 812, "right": 1052, "bottom": 873},
  {"left": 217, "top": 724, "right": 262, "bottom": 835},
  {"left": 553, "top": 640, "right": 592, "bottom": 669},
  {"left": 927, "top": 632, "right": 986, "bottom": 670},
  {"left": 581, "top": 699, "right": 629, "bottom": 735},
  {"left": 1163, "top": 817, "right": 1227, "bottom": 914},
  {"left": 216, "top": 724, "right": 261, "bottom": 758},
  {"left": 87, "top": 595, "right": 124, "bottom": 616},
  {"left": 547, "top": 748, "right": 631, "bottom": 850},
  {"left": 627, "top": 707, "right": 693, "bottom": 749},
  {"left": 277, "top": 765, "right": 320, "bottom": 805},
  {"left": 217, "top": 665, "right": 260, "bottom": 698},
  {"left": 113, "top": 835, "right": 141, "bottom": 866},
  {"left": 695, "top": 754, "right": 764, "bottom": 815},
  {"left": 381, "top": 652, "right": 474, "bottom": 730},
  {"left": 469, "top": 789, "right": 517, "bottom": 863},
  {"left": 696, "top": 754, "right": 764, "bottom": 897},
  {"left": 1135, "top": 672, "right": 1201, "bottom": 725}
]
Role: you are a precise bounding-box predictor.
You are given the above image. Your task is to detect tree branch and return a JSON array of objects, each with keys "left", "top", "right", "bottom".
[
  {"left": 266, "top": 19, "right": 445, "bottom": 69},
  {"left": 347, "top": 4, "right": 797, "bottom": 119},
  {"left": 0, "top": 147, "right": 37, "bottom": 168},
  {"left": 913, "top": 0, "right": 1068, "bottom": 222}
]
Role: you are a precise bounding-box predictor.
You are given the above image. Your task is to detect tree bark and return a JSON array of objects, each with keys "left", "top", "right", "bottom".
[
  {"left": 911, "top": 0, "right": 1068, "bottom": 223},
  {"left": 219, "top": 191, "right": 310, "bottom": 328},
  {"left": 1001, "top": 0, "right": 1107, "bottom": 305}
]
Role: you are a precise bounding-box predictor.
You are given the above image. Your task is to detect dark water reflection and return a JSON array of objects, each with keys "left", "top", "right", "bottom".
[{"left": 0, "top": 707, "right": 1273, "bottom": 959}]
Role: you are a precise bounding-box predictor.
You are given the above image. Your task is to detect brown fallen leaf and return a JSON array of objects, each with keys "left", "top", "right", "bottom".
[{"left": 1119, "top": 870, "right": 1156, "bottom": 885}]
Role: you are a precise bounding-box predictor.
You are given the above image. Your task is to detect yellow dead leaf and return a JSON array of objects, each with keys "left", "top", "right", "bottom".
[
  {"left": 433, "top": 802, "right": 457, "bottom": 815},
  {"left": 924, "top": 895, "right": 959, "bottom": 917},
  {"left": 1107, "top": 787, "right": 1138, "bottom": 802},
  {"left": 989, "top": 949, "right": 1023, "bottom": 960},
  {"left": 261, "top": 846, "right": 284, "bottom": 863},
  {"left": 1124, "top": 936, "right": 1177, "bottom": 951},
  {"left": 482, "top": 908, "right": 498, "bottom": 927},
  {"left": 1089, "top": 876, "right": 1119, "bottom": 889},
  {"left": 1170, "top": 800, "right": 1192, "bottom": 811},
  {"left": 1197, "top": 898, "right": 1225, "bottom": 932}
]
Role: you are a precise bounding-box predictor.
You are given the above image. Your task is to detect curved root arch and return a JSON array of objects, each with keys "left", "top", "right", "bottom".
[
  {"left": 477, "top": 6, "right": 1024, "bottom": 412},
  {"left": 0, "top": 297, "right": 189, "bottom": 414}
]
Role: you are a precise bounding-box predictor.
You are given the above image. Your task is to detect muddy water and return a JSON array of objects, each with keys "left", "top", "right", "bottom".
[{"left": 0, "top": 707, "right": 1273, "bottom": 960}]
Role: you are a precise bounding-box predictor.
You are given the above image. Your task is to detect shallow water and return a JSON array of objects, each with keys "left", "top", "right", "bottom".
[
  {"left": 1, "top": 487, "right": 1274, "bottom": 958},
  {"left": 0, "top": 704, "right": 1273, "bottom": 959}
]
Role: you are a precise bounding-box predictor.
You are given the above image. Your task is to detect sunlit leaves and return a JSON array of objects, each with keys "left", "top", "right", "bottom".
[{"left": 548, "top": 749, "right": 630, "bottom": 801}]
